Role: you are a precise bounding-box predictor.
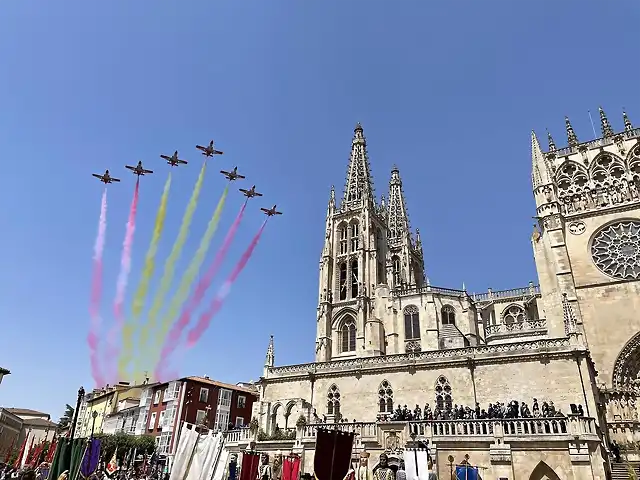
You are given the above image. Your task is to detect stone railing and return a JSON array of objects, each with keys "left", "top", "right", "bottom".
[
  {"left": 472, "top": 285, "right": 540, "bottom": 303},
  {"left": 224, "top": 417, "right": 599, "bottom": 449},
  {"left": 268, "top": 337, "right": 573, "bottom": 378},
  {"left": 409, "top": 416, "right": 596, "bottom": 440},
  {"left": 485, "top": 319, "right": 547, "bottom": 338},
  {"left": 551, "top": 127, "right": 640, "bottom": 157}
]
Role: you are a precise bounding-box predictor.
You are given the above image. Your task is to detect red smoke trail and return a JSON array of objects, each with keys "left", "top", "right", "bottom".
[
  {"left": 154, "top": 200, "right": 248, "bottom": 378},
  {"left": 106, "top": 179, "right": 140, "bottom": 382},
  {"left": 186, "top": 218, "right": 268, "bottom": 346},
  {"left": 87, "top": 188, "right": 108, "bottom": 387}
]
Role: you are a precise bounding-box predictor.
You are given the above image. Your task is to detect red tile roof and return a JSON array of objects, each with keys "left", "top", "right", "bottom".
[{"left": 183, "top": 376, "right": 258, "bottom": 395}]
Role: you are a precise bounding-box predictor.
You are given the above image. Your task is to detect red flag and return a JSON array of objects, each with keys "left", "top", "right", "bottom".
[
  {"left": 4, "top": 435, "right": 16, "bottom": 463},
  {"left": 13, "top": 435, "right": 28, "bottom": 469},
  {"left": 46, "top": 437, "right": 58, "bottom": 464}
]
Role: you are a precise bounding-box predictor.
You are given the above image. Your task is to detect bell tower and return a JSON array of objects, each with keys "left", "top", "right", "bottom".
[{"left": 316, "top": 123, "right": 389, "bottom": 361}]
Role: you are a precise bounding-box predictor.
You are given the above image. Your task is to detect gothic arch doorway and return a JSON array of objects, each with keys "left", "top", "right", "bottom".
[
  {"left": 613, "top": 331, "right": 640, "bottom": 389},
  {"left": 529, "top": 461, "right": 562, "bottom": 480}
]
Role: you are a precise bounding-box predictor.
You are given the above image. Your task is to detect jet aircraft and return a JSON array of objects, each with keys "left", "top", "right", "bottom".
[
  {"left": 196, "top": 140, "right": 224, "bottom": 157},
  {"left": 161, "top": 150, "right": 188, "bottom": 167},
  {"left": 239, "top": 185, "right": 263, "bottom": 198},
  {"left": 220, "top": 167, "right": 245, "bottom": 181},
  {"left": 125, "top": 161, "right": 154, "bottom": 176},
  {"left": 92, "top": 170, "right": 120, "bottom": 184},
  {"left": 261, "top": 205, "right": 282, "bottom": 216}
]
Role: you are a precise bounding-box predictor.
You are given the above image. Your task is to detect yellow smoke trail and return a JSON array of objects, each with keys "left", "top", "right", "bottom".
[
  {"left": 134, "top": 162, "right": 208, "bottom": 378},
  {"left": 135, "top": 183, "right": 230, "bottom": 378},
  {"left": 117, "top": 173, "right": 172, "bottom": 381}
]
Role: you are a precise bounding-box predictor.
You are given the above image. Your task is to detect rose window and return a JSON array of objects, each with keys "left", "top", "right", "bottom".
[{"left": 591, "top": 220, "right": 640, "bottom": 280}]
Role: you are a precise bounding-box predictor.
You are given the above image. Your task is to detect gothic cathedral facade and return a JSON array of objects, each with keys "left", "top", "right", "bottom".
[{"left": 249, "top": 110, "right": 640, "bottom": 480}]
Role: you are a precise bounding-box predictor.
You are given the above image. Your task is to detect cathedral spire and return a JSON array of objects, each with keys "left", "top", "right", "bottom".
[
  {"left": 623, "top": 110, "right": 633, "bottom": 132},
  {"left": 547, "top": 130, "right": 556, "bottom": 152},
  {"left": 264, "top": 335, "right": 274, "bottom": 368},
  {"left": 327, "top": 185, "right": 336, "bottom": 217},
  {"left": 531, "top": 131, "right": 552, "bottom": 188},
  {"left": 387, "top": 165, "right": 411, "bottom": 243},
  {"left": 599, "top": 107, "right": 614, "bottom": 137},
  {"left": 341, "top": 123, "right": 375, "bottom": 210},
  {"left": 565, "top": 116, "right": 579, "bottom": 147},
  {"left": 415, "top": 228, "right": 423, "bottom": 256}
]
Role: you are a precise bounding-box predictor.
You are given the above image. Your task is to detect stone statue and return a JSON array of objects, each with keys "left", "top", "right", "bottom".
[
  {"left": 373, "top": 454, "right": 394, "bottom": 480},
  {"left": 357, "top": 452, "right": 371, "bottom": 480},
  {"left": 258, "top": 454, "right": 272, "bottom": 480}
]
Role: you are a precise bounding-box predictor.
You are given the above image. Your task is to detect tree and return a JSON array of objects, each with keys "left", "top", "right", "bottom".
[
  {"left": 57, "top": 404, "right": 74, "bottom": 430},
  {"left": 93, "top": 433, "right": 156, "bottom": 462}
]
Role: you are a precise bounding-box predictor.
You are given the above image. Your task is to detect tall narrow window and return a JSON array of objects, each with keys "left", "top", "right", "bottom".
[
  {"left": 351, "top": 260, "right": 359, "bottom": 298},
  {"left": 339, "top": 263, "right": 347, "bottom": 301},
  {"left": 377, "top": 261, "right": 385, "bottom": 284},
  {"left": 404, "top": 305, "right": 420, "bottom": 340},
  {"left": 378, "top": 380, "right": 394, "bottom": 413},
  {"left": 435, "top": 376, "right": 453, "bottom": 411},
  {"left": 340, "top": 316, "right": 356, "bottom": 352},
  {"left": 327, "top": 385, "right": 341, "bottom": 417},
  {"left": 392, "top": 256, "right": 401, "bottom": 286},
  {"left": 442, "top": 305, "right": 456, "bottom": 325},
  {"left": 339, "top": 227, "right": 348, "bottom": 255},
  {"left": 350, "top": 223, "right": 359, "bottom": 252}
]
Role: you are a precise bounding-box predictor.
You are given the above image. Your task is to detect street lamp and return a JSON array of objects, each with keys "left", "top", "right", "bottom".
[
  {"left": 90, "top": 411, "right": 99, "bottom": 438},
  {"left": 447, "top": 455, "right": 454, "bottom": 480},
  {"left": 70, "top": 386, "right": 85, "bottom": 440}
]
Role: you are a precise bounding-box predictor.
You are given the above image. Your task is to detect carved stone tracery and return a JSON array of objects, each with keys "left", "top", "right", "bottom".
[
  {"left": 613, "top": 332, "right": 640, "bottom": 392},
  {"left": 591, "top": 220, "right": 640, "bottom": 280}
]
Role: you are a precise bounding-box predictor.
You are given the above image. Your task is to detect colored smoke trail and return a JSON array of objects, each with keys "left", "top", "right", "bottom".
[
  {"left": 129, "top": 162, "right": 207, "bottom": 379},
  {"left": 137, "top": 183, "right": 230, "bottom": 378},
  {"left": 118, "top": 173, "right": 172, "bottom": 380},
  {"left": 186, "top": 219, "right": 268, "bottom": 347},
  {"left": 87, "top": 188, "right": 108, "bottom": 387},
  {"left": 154, "top": 198, "right": 248, "bottom": 378},
  {"left": 107, "top": 179, "right": 140, "bottom": 382}
]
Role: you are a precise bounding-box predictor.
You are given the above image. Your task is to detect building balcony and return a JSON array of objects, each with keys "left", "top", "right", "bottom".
[
  {"left": 485, "top": 319, "right": 547, "bottom": 342},
  {"left": 222, "top": 416, "right": 599, "bottom": 451}
]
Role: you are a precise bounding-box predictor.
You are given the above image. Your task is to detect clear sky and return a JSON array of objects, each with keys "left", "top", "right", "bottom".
[{"left": 0, "top": 0, "right": 637, "bottom": 421}]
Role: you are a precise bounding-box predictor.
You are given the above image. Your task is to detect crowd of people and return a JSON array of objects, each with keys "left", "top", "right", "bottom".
[
  {"left": 380, "top": 398, "right": 585, "bottom": 422},
  {"left": 0, "top": 462, "right": 47, "bottom": 480}
]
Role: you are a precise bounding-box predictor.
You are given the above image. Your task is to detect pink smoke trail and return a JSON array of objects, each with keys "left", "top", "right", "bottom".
[
  {"left": 87, "top": 188, "right": 108, "bottom": 387},
  {"left": 186, "top": 218, "right": 268, "bottom": 345},
  {"left": 154, "top": 200, "right": 248, "bottom": 378},
  {"left": 107, "top": 179, "right": 140, "bottom": 382}
]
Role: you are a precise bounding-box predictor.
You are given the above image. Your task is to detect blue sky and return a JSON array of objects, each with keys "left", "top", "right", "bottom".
[{"left": 0, "top": 0, "right": 637, "bottom": 420}]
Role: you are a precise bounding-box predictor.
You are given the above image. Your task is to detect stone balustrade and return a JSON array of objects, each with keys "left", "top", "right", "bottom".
[
  {"left": 223, "top": 416, "right": 599, "bottom": 449},
  {"left": 485, "top": 319, "right": 547, "bottom": 338}
]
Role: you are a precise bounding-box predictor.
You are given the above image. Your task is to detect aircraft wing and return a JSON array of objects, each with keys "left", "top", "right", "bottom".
[
  {"left": 112, "top": 178, "right": 121, "bottom": 182},
  {"left": 236, "top": 174, "right": 246, "bottom": 179},
  {"left": 213, "top": 150, "right": 224, "bottom": 155},
  {"left": 260, "top": 208, "right": 269, "bottom": 213},
  {"left": 160, "top": 155, "right": 170, "bottom": 161},
  {"left": 177, "top": 159, "right": 187, "bottom": 164},
  {"left": 195, "top": 145, "right": 206, "bottom": 152},
  {"left": 254, "top": 192, "right": 263, "bottom": 197},
  {"left": 143, "top": 169, "right": 154, "bottom": 174},
  {"left": 239, "top": 188, "right": 249, "bottom": 194},
  {"left": 92, "top": 173, "right": 103, "bottom": 179},
  {"left": 125, "top": 165, "right": 135, "bottom": 170},
  {"left": 274, "top": 211, "right": 282, "bottom": 215}
]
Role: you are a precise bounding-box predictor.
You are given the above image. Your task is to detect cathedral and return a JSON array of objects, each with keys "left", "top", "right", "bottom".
[{"left": 226, "top": 110, "right": 640, "bottom": 480}]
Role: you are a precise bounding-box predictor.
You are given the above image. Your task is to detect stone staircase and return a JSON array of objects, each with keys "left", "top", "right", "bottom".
[
  {"left": 611, "top": 462, "right": 640, "bottom": 479},
  {"left": 439, "top": 324, "right": 468, "bottom": 349}
]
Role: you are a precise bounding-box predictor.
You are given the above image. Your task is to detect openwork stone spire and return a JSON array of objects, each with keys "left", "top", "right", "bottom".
[
  {"left": 327, "top": 185, "right": 336, "bottom": 216},
  {"left": 531, "top": 131, "right": 552, "bottom": 188},
  {"left": 341, "top": 123, "right": 375, "bottom": 210},
  {"left": 623, "top": 110, "right": 633, "bottom": 132},
  {"left": 387, "top": 165, "right": 411, "bottom": 243},
  {"left": 562, "top": 294, "right": 577, "bottom": 335},
  {"left": 264, "top": 335, "right": 274, "bottom": 368},
  {"left": 565, "top": 116, "right": 579, "bottom": 147},
  {"left": 599, "top": 107, "right": 614, "bottom": 137},
  {"left": 547, "top": 130, "right": 556, "bottom": 152}
]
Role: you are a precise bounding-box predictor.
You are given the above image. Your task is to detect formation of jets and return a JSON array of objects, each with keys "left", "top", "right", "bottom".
[{"left": 91, "top": 141, "right": 282, "bottom": 216}]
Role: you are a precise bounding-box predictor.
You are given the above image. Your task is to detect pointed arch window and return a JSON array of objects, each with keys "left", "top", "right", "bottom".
[
  {"left": 340, "top": 316, "right": 356, "bottom": 353},
  {"left": 351, "top": 260, "right": 359, "bottom": 298},
  {"left": 327, "top": 384, "right": 341, "bottom": 417},
  {"left": 392, "top": 256, "right": 401, "bottom": 286},
  {"left": 378, "top": 380, "right": 394, "bottom": 413},
  {"left": 404, "top": 305, "right": 420, "bottom": 340},
  {"left": 350, "top": 222, "right": 359, "bottom": 252},
  {"left": 435, "top": 376, "right": 453, "bottom": 411},
  {"left": 442, "top": 305, "right": 456, "bottom": 326},
  {"left": 338, "top": 263, "right": 348, "bottom": 301},
  {"left": 339, "top": 226, "right": 348, "bottom": 255}
]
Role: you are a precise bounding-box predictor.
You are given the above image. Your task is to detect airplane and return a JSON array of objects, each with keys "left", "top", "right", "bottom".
[
  {"left": 92, "top": 170, "right": 120, "bottom": 184},
  {"left": 239, "top": 185, "right": 263, "bottom": 198},
  {"left": 196, "top": 140, "right": 224, "bottom": 157},
  {"left": 160, "top": 150, "right": 188, "bottom": 167},
  {"left": 125, "top": 161, "right": 154, "bottom": 176},
  {"left": 261, "top": 205, "right": 282, "bottom": 216},
  {"left": 220, "top": 167, "right": 245, "bottom": 181}
]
